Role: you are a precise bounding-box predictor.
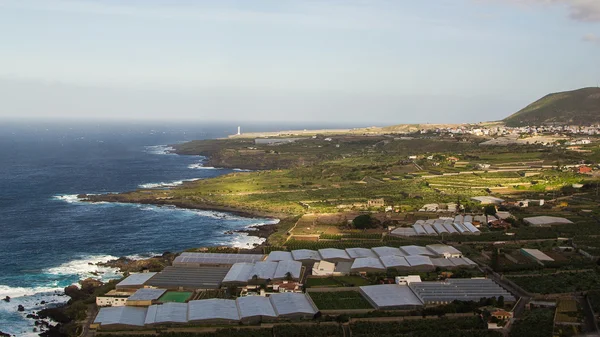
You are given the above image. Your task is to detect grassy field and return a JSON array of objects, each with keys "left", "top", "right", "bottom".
[{"left": 308, "top": 291, "right": 373, "bottom": 310}]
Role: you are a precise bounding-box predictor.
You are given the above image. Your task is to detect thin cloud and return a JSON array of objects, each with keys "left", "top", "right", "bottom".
[
  {"left": 583, "top": 33, "right": 600, "bottom": 45},
  {"left": 489, "top": 0, "right": 600, "bottom": 22}
]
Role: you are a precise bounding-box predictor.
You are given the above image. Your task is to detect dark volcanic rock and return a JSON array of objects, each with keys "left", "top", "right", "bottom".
[
  {"left": 0, "top": 330, "right": 11, "bottom": 337},
  {"left": 2, "top": 296, "right": 9, "bottom": 302},
  {"left": 17, "top": 304, "right": 25, "bottom": 312}
]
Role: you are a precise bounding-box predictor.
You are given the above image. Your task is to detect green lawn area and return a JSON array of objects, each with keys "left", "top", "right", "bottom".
[
  {"left": 159, "top": 291, "right": 192, "bottom": 303},
  {"left": 305, "top": 276, "right": 372, "bottom": 288},
  {"left": 308, "top": 291, "right": 373, "bottom": 310}
]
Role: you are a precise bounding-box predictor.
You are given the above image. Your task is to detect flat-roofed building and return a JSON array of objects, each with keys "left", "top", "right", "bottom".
[
  {"left": 312, "top": 260, "right": 336, "bottom": 276},
  {"left": 144, "top": 302, "right": 188, "bottom": 325},
  {"left": 266, "top": 251, "right": 293, "bottom": 262},
  {"left": 350, "top": 257, "right": 386, "bottom": 273},
  {"left": 318, "top": 248, "right": 352, "bottom": 262},
  {"left": 145, "top": 266, "right": 229, "bottom": 290},
  {"left": 174, "top": 252, "right": 265, "bottom": 267},
  {"left": 115, "top": 272, "right": 157, "bottom": 291},
  {"left": 371, "top": 246, "right": 404, "bottom": 258},
  {"left": 359, "top": 284, "right": 423, "bottom": 310},
  {"left": 188, "top": 299, "right": 240, "bottom": 324},
  {"left": 126, "top": 288, "right": 167, "bottom": 307},
  {"left": 96, "top": 290, "right": 130, "bottom": 307},
  {"left": 345, "top": 247, "right": 377, "bottom": 259},
  {"left": 291, "top": 249, "right": 322, "bottom": 265},
  {"left": 93, "top": 306, "right": 148, "bottom": 330},
  {"left": 426, "top": 244, "right": 462, "bottom": 258},
  {"left": 236, "top": 296, "right": 278, "bottom": 324},
  {"left": 269, "top": 293, "right": 318, "bottom": 320}
]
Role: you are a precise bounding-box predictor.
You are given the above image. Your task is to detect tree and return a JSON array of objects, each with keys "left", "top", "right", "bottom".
[
  {"left": 498, "top": 295, "right": 505, "bottom": 308},
  {"left": 353, "top": 214, "right": 374, "bottom": 229},
  {"left": 484, "top": 204, "right": 497, "bottom": 216},
  {"left": 285, "top": 272, "right": 293, "bottom": 281}
]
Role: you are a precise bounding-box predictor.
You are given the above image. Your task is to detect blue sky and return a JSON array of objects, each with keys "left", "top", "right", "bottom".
[{"left": 0, "top": 0, "right": 599, "bottom": 124}]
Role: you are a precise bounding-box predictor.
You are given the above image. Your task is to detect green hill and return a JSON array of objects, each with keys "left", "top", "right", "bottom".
[{"left": 504, "top": 87, "right": 600, "bottom": 126}]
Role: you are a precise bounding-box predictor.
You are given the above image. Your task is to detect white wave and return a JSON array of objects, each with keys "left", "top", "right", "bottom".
[
  {"left": 138, "top": 178, "right": 200, "bottom": 189},
  {"left": 233, "top": 168, "right": 252, "bottom": 172},
  {"left": 230, "top": 234, "right": 266, "bottom": 248},
  {"left": 45, "top": 254, "right": 122, "bottom": 282},
  {"left": 52, "top": 194, "right": 81, "bottom": 203},
  {"left": 125, "top": 252, "right": 161, "bottom": 260},
  {"left": 0, "top": 285, "right": 64, "bottom": 299},
  {"left": 188, "top": 163, "right": 219, "bottom": 169},
  {"left": 144, "top": 145, "right": 175, "bottom": 155}
]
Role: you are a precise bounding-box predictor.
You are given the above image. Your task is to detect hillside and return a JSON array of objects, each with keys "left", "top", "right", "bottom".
[{"left": 504, "top": 87, "right": 600, "bottom": 126}]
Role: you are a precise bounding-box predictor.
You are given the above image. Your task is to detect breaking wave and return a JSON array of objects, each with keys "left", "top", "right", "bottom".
[
  {"left": 144, "top": 145, "right": 175, "bottom": 155},
  {"left": 138, "top": 178, "right": 201, "bottom": 189}
]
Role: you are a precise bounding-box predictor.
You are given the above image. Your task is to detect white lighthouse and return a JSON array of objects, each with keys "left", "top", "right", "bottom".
[{"left": 237, "top": 126, "right": 241, "bottom": 135}]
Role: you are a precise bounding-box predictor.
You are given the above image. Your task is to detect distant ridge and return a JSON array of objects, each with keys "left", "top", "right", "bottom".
[{"left": 504, "top": 87, "right": 600, "bottom": 127}]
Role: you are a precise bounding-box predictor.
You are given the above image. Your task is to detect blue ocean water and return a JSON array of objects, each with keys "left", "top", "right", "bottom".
[{"left": 1, "top": 120, "right": 360, "bottom": 336}]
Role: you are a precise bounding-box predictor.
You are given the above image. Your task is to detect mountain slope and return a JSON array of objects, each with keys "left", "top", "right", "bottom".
[{"left": 504, "top": 87, "right": 600, "bottom": 126}]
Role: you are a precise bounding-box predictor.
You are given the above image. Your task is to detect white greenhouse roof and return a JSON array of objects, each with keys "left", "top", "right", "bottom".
[
  {"left": 266, "top": 251, "right": 293, "bottom": 262},
  {"left": 351, "top": 257, "right": 385, "bottom": 271},
  {"left": 318, "top": 248, "right": 351, "bottom": 261},
  {"left": 345, "top": 247, "right": 378, "bottom": 259},
  {"left": 471, "top": 196, "right": 504, "bottom": 204},
  {"left": 450, "top": 257, "right": 477, "bottom": 267},
  {"left": 236, "top": 296, "right": 277, "bottom": 319},
  {"left": 269, "top": 293, "right": 317, "bottom": 316},
  {"left": 426, "top": 244, "right": 462, "bottom": 256},
  {"left": 94, "top": 306, "right": 147, "bottom": 326},
  {"left": 378, "top": 255, "right": 410, "bottom": 269},
  {"left": 390, "top": 227, "right": 418, "bottom": 236},
  {"left": 443, "top": 223, "right": 459, "bottom": 234},
  {"left": 413, "top": 224, "right": 427, "bottom": 235},
  {"left": 521, "top": 248, "right": 555, "bottom": 262},
  {"left": 423, "top": 224, "right": 437, "bottom": 235},
  {"left": 360, "top": 284, "right": 423, "bottom": 309},
  {"left": 174, "top": 252, "right": 265, "bottom": 265},
  {"left": 249, "top": 261, "right": 278, "bottom": 280},
  {"left": 452, "top": 223, "right": 469, "bottom": 234},
  {"left": 463, "top": 222, "right": 481, "bottom": 234},
  {"left": 371, "top": 246, "right": 404, "bottom": 257},
  {"left": 116, "top": 272, "right": 157, "bottom": 288},
  {"left": 433, "top": 223, "right": 449, "bottom": 234},
  {"left": 127, "top": 288, "right": 167, "bottom": 301},
  {"left": 222, "top": 263, "right": 255, "bottom": 284},
  {"left": 291, "top": 249, "right": 322, "bottom": 261},
  {"left": 523, "top": 216, "right": 573, "bottom": 226},
  {"left": 431, "top": 258, "right": 455, "bottom": 268},
  {"left": 145, "top": 303, "right": 188, "bottom": 324},
  {"left": 273, "top": 260, "right": 302, "bottom": 279},
  {"left": 400, "top": 245, "right": 435, "bottom": 256},
  {"left": 188, "top": 299, "right": 240, "bottom": 322},
  {"left": 405, "top": 255, "right": 433, "bottom": 267}
]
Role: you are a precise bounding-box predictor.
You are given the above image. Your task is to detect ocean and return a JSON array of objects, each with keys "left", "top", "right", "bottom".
[{"left": 0, "top": 120, "right": 356, "bottom": 336}]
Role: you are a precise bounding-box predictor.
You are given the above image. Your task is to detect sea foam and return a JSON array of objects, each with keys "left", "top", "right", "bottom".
[
  {"left": 144, "top": 145, "right": 175, "bottom": 155},
  {"left": 138, "top": 178, "right": 201, "bottom": 189}
]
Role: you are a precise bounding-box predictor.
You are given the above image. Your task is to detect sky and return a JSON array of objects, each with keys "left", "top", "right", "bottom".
[{"left": 0, "top": 0, "right": 599, "bottom": 125}]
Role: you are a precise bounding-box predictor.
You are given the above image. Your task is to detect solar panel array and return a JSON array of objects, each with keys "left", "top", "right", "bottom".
[
  {"left": 174, "top": 252, "right": 266, "bottom": 266},
  {"left": 409, "top": 279, "right": 516, "bottom": 304},
  {"left": 145, "top": 266, "right": 230, "bottom": 289}
]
